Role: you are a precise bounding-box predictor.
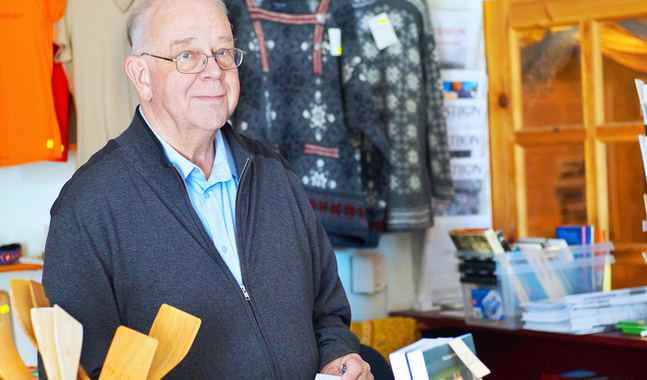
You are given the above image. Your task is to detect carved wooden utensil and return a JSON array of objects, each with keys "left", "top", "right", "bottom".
[
  {"left": 0, "top": 290, "right": 11, "bottom": 332},
  {"left": 31, "top": 307, "right": 62, "bottom": 380},
  {"left": 0, "top": 326, "right": 36, "bottom": 380},
  {"left": 27, "top": 280, "right": 91, "bottom": 380},
  {"left": 98, "top": 326, "right": 158, "bottom": 380},
  {"left": 9, "top": 279, "right": 38, "bottom": 348},
  {"left": 146, "top": 303, "right": 202, "bottom": 380},
  {"left": 53, "top": 305, "right": 83, "bottom": 380}
]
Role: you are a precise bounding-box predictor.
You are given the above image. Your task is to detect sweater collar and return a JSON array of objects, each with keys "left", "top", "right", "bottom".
[{"left": 120, "top": 107, "right": 252, "bottom": 179}]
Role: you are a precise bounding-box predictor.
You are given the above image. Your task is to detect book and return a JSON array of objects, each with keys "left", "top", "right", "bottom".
[
  {"left": 449, "top": 228, "right": 504, "bottom": 255},
  {"left": 389, "top": 338, "right": 438, "bottom": 380},
  {"left": 521, "top": 286, "right": 647, "bottom": 334},
  {"left": 555, "top": 225, "right": 594, "bottom": 246},
  {"left": 405, "top": 333, "right": 481, "bottom": 380},
  {"left": 495, "top": 230, "right": 511, "bottom": 252}
]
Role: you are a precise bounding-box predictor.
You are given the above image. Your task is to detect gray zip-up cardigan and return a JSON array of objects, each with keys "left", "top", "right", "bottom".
[{"left": 42, "top": 108, "right": 359, "bottom": 379}]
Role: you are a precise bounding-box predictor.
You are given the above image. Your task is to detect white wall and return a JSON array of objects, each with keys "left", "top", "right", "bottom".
[
  {"left": 0, "top": 153, "right": 78, "bottom": 258},
  {"left": 336, "top": 232, "right": 422, "bottom": 321},
  {"left": 0, "top": 154, "right": 78, "bottom": 366}
]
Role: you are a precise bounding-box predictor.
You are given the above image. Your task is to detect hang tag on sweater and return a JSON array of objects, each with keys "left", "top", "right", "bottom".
[
  {"left": 328, "top": 28, "right": 342, "bottom": 56},
  {"left": 368, "top": 13, "right": 399, "bottom": 50}
]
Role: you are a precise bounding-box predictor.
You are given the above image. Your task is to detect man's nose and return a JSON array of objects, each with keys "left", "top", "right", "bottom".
[{"left": 201, "top": 55, "right": 224, "bottom": 77}]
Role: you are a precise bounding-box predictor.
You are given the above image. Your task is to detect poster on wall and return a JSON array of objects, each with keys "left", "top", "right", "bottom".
[
  {"left": 434, "top": 86, "right": 489, "bottom": 216},
  {"left": 441, "top": 69, "right": 488, "bottom": 100},
  {"left": 430, "top": 10, "right": 483, "bottom": 70},
  {"left": 427, "top": 0, "right": 483, "bottom": 12},
  {"left": 433, "top": 157, "right": 489, "bottom": 216},
  {"left": 419, "top": 25, "right": 492, "bottom": 309}
]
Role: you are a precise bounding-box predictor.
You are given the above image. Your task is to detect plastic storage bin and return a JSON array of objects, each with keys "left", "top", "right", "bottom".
[{"left": 457, "top": 242, "right": 615, "bottom": 329}]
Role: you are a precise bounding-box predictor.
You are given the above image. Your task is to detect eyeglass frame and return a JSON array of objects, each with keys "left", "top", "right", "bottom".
[{"left": 141, "top": 48, "right": 245, "bottom": 74}]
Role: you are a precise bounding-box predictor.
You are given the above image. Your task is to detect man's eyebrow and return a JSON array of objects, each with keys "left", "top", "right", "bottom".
[
  {"left": 170, "top": 37, "right": 198, "bottom": 50},
  {"left": 218, "top": 36, "right": 236, "bottom": 45},
  {"left": 169, "top": 36, "right": 236, "bottom": 51}
]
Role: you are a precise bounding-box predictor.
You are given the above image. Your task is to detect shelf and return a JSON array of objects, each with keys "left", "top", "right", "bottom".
[
  {"left": 0, "top": 263, "right": 43, "bottom": 273},
  {"left": 391, "top": 309, "right": 647, "bottom": 379}
]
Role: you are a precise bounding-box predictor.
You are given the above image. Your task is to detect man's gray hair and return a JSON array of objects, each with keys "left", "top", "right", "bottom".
[{"left": 126, "top": 0, "right": 229, "bottom": 54}]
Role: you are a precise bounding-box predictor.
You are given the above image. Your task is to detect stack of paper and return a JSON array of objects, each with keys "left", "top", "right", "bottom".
[{"left": 521, "top": 286, "right": 647, "bottom": 334}]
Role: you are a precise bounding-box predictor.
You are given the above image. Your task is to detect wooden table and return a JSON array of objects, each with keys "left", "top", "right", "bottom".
[{"left": 390, "top": 309, "right": 647, "bottom": 380}]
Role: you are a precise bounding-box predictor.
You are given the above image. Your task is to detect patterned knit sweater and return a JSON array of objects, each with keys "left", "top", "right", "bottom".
[
  {"left": 226, "top": 0, "right": 391, "bottom": 247},
  {"left": 352, "top": 0, "right": 454, "bottom": 231}
]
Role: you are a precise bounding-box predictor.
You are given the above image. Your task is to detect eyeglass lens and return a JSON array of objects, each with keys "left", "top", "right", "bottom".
[{"left": 176, "top": 50, "right": 243, "bottom": 73}]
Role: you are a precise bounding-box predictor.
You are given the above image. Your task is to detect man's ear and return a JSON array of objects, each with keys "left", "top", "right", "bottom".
[{"left": 125, "top": 55, "right": 153, "bottom": 101}]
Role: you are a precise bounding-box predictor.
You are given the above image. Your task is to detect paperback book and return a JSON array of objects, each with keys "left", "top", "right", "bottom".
[{"left": 405, "top": 333, "right": 483, "bottom": 380}]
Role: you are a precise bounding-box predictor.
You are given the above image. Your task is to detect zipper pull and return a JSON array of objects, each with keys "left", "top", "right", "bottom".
[{"left": 240, "top": 285, "right": 251, "bottom": 301}]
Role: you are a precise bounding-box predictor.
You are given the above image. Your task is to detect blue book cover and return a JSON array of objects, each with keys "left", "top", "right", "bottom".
[{"left": 555, "top": 225, "right": 593, "bottom": 246}]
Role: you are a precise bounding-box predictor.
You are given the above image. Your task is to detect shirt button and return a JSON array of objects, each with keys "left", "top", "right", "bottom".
[
  {"left": 221, "top": 246, "right": 228, "bottom": 253},
  {"left": 204, "top": 193, "right": 210, "bottom": 199}
]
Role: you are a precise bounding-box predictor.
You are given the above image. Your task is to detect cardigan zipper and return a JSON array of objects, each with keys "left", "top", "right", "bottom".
[
  {"left": 172, "top": 163, "right": 251, "bottom": 302},
  {"left": 240, "top": 285, "right": 251, "bottom": 301},
  {"left": 234, "top": 156, "right": 281, "bottom": 379},
  {"left": 236, "top": 157, "right": 252, "bottom": 303}
]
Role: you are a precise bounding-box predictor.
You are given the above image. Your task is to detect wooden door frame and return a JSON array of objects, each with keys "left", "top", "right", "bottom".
[{"left": 484, "top": 0, "right": 647, "bottom": 241}]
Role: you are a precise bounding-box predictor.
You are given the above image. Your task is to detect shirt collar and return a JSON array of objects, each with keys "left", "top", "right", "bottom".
[{"left": 139, "top": 108, "right": 237, "bottom": 183}]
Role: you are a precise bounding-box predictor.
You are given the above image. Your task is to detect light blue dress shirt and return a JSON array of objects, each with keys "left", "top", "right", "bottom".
[{"left": 141, "top": 110, "right": 243, "bottom": 285}]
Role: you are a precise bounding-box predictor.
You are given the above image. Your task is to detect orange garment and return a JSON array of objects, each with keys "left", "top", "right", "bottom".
[{"left": 0, "top": 1, "right": 66, "bottom": 167}]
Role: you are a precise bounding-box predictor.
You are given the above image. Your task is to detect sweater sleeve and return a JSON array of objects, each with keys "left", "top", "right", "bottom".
[{"left": 42, "top": 210, "right": 122, "bottom": 379}]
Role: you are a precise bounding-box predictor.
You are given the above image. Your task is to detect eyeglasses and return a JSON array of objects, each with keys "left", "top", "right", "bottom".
[{"left": 141, "top": 48, "right": 245, "bottom": 74}]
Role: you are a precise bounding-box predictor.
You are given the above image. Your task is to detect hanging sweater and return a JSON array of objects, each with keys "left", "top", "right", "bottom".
[
  {"left": 226, "top": 0, "right": 391, "bottom": 248},
  {"left": 352, "top": 0, "right": 454, "bottom": 231}
]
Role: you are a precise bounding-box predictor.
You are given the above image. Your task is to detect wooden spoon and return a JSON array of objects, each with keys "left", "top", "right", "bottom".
[
  {"left": 0, "top": 326, "right": 36, "bottom": 380},
  {"left": 27, "top": 281, "right": 91, "bottom": 380},
  {"left": 146, "top": 304, "right": 202, "bottom": 380},
  {"left": 10, "top": 279, "right": 38, "bottom": 347},
  {"left": 98, "top": 326, "right": 158, "bottom": 380},
  {"left": 31, "top": 307, "right": 62, "bottom": 380},
  {"left": 29, "top": 280, "right": 50, "bottom": 308},
  {"left": 53, "top": 305, "right": 83, "bottom": 380},
  {"left": 0, "top": 290, "right": 11, "bottom": 334}
]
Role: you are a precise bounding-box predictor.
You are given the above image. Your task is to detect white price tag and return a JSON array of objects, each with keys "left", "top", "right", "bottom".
[
  {"left": 448, "top": 337, "right": 491, "bottom": 379},
  {"left": 368, "top": 13, "right": 399, "bottom": 50},
  {"left": 328, "top": 28, "right": 342, "bottom": 56}
]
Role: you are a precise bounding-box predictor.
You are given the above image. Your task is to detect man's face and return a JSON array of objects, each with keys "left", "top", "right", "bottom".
[{"left": 145, "top": 0, "right": 240, "bottom": 135}]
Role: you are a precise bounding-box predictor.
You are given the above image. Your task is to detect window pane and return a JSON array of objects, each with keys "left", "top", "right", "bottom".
[
  {"left": 606, "top": 141, "right": 647, "bottom": 289},
  {"left": 602, "top": 18, "right": 647, "bottom": 124},
  {"left": 519, "top": 26, "right": 583, "bottom": 129},
  {"left": 524, "top": 144, "right": 587, "bottom": 238},
  {"left": 606, "top": 141, "right": 647, "bottom": 243}
]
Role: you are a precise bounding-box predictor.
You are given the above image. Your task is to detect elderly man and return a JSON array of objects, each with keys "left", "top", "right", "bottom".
[{"left": 41, "top": 0, "right": 373, "bottom": 378}]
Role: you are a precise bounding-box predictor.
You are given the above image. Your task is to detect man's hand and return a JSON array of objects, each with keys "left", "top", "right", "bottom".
[{"left": 321, "top": 353, "right": 373, "bottom": 380}]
